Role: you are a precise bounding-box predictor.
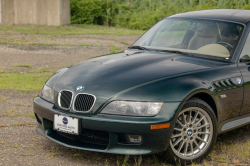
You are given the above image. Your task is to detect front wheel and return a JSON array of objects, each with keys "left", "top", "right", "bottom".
[{"left": 166, "top": 98, "right": 217, "bottom": 165}]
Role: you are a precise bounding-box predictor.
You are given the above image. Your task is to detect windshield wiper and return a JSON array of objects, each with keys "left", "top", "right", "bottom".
[
  {"left": 128, "top": 45, "right": 150, "bottom": 51},
  {"left": 155, "top": 49, "right": 194, "bottom": 56},
  {"left": 128, "top": 46, "right": 194, "bottom": 56}
]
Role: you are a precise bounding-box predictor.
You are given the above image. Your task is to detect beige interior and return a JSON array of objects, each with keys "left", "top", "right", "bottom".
[
  {"left": 145, "top": 22, "right": 232, "bottom": 58},
  {"left": 188, "top": 22, "right": 220, "bottom": 50},
  {"left": 147, "top": 44, "right": 230, "bottom": 58},
  {"left": 197, "top": 44, "right": 230, "bottom": 58}
]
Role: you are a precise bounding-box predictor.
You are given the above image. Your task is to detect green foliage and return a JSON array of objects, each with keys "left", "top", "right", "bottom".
[
  {"left": 0, "top": 72, "right": 53, "bottom": 91},
  {"left": 0, "top": 24, "right": 143, "bottom": 36},
  {"left": 71, "top": 0, "right": 106, "bottom": 24},
  {"left": 71, "top": 0, "right": 250, "bottom": 30}
]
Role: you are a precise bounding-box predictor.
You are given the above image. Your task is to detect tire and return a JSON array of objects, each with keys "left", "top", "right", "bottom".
[{"left": 164, "top": 98, "right": 217, "bottom": 165}]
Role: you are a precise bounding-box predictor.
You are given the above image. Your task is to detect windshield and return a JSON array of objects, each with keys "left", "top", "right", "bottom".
[{"left": 132, "top": 18, "right": 244, "bottom": 59}]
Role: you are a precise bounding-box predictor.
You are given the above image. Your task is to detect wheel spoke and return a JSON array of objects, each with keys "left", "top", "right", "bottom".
[
  {"left": 195, "top": 116, "right": 205, "bottom": 125},
  {"left": 196, "top": 137, "right": 208, "bottom": 144},
  {"left": 197, "top": 123, "right": 209, "bottom": 129},
  {"left": 184, "top": 142, "right": 188, "bottom": 156},
  {"left": 188, "top": 110, "right": 192, "bottom": 124},
  {"left": 190, "top": 142, "right": 194, "bottom": 155},
  {"left": 177, "top": 119, "right": 184, "bottom": 127},
  {"left": 173, "top": 137, "right": 182, "bottom": 147},
  {"left": 192, "top": 111, "right": 199, "bottom": 124},
  {"left": 197, "top": 132, "right": 210, "bottom": 135},
  {"left": 174, "top": 128, "right": 183, "bottom": 132},
  {"left": 171, "top": 134, "right": 182, "bottom": 139},
  {"left": 177, "top": 141, "right": 185, "bottom": 153},
  {"left": 183, "top": 113, "right": 187, "bottom": 125},
  {"left": 194, "top": 140, "right": 201, "bottom": 151}
]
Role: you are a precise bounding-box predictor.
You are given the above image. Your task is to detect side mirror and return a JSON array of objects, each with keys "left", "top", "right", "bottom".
[{"left": 240, "top": 55, "right": 250, "bottom": 63}]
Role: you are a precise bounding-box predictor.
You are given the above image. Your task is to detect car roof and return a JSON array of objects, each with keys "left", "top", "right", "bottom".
[{"left": 168, "top": 9, "right": 250, "bottom": 24}]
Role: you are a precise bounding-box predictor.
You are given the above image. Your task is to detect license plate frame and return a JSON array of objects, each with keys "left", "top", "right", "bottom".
[{"left": 53, "top": 114, "right": 79, "bottom": 135}]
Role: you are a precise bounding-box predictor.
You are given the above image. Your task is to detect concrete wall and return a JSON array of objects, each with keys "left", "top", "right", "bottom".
[
  {"left": 59, "top": 0, "right": 71, "bottom": 25},
  {"left": 1, "top": 0, "right": 70, "bottom": 26},
  {"left": 0, "top": 0, "right": 2, "bottom": 23}
]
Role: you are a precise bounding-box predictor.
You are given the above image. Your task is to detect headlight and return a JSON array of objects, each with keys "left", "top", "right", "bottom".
[
  {"left": 101, "top": 101, "right": 163, "bottom": 116},
  {"left": 40, "top": 85, "right": 54, "bottom": 103}
]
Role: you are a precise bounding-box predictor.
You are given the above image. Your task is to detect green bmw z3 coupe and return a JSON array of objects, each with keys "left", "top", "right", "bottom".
[{"left": 34, "top": 9, "right": 250, "bottom": 164}]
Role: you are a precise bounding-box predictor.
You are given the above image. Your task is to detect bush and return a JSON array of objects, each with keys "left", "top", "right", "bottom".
[
  {"left": 71, "top": 0, "right": 250, "bottom": 30},
  {"left": 71, "top": 0, "right": 105, "bottom": 24}
]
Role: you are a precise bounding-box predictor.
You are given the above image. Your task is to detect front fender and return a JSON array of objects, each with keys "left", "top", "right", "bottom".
[
  {"left": 109, "top": 74, "right": 217, "bottom": 123},
  {"left": 113, "top": 74, "right": 214, "bottom": 102}
]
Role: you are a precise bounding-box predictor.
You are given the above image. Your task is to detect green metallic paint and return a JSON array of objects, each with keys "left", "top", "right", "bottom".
[
  {"left": 34, "top": 11, "right": 250, "bottom": 155},
  {"left": 34, "top": 97, "right": 180, "bottom": 154}
]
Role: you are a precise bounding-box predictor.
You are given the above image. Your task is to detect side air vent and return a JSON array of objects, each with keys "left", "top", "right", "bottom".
[{"left": 212, "top": 78, "right": 240, "bottom": 91}]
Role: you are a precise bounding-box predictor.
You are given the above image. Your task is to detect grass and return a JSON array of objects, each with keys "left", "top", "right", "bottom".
[
  {"left": 0, "top": 123, "right": 35, "bottom": 127},
  {"left": 22, "top": 145, "right": 44, "bottom": 149},
  {"left": 22, "top": 154, "right": 34, "bottom": 156},
  {"left": 1, "top": 113, "right": 35, "bottom": 118},
  {"left": 15, "top": 103, "right": 31, "bottom": 107},
  {"left": 109, "top": 45, "right": 122, "bottom": 53},
  {"left": 200, "top": 125, "right": 250, "bottom": 165},
  {"left": 5, "top": 109, "right": 15, "bottom": 114},
  {"left": 12, "top": 123, "right": 35, "bottom": 127},
  {"left": 49, "top": 153, "right": 60, "bottom": 157},
  {"left": 0, "top": 96, "right": 8, "bottom": 103},
  {"left": 0, "top": 67, "right": 56, "bottom": 91},
  {"left": 0, "top": 71, "right": 53, "bottom": 91},
  {"left": 0, "top": 41, "right": 100, "bottom": 47},
  {"left": 37, "top": 67, "right": 50, "bottom": 73},
  {"left": 120, "top": 40, "right": 129, "bottom": 45},
  {"left": 73, "top": 153, "right": 85, "bottom": 157},
  {"left": 113, "top": 39, "right": 129, "bottom": 45},
  {"left": 0, "top": 24, "right": 144, "bottom": 36},
  {"left": 13, "top": 144, "right": 19, "bottom": 148},
  {"left": 11, "top": 64, "right": 32, "bottom": 68},
  {"left": 78, "top": 43, "right": 92, "bottom": 46}
]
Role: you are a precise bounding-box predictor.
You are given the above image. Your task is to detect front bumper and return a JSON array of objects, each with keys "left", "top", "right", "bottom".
[{"left": 33, "top": 97, "right": 181, "bottom": 155}]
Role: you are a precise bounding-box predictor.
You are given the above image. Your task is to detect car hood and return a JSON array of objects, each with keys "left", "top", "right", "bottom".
[{"left": 54, "top": 51, "right": 213, "bottom": 106}]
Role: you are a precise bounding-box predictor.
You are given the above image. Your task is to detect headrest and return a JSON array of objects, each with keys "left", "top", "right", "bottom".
[{"left": 195, "top": 22, "right": 219, "bottom": 38}]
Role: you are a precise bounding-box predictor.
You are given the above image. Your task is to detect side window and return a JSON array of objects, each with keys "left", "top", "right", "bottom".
[{"left": 240, "top": 33, "right": 250, "bottom": 63}]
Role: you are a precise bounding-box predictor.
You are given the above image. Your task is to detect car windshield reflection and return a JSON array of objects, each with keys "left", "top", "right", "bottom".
[{"left": 132, "top": 18, "right": 244, "bottom": 60}]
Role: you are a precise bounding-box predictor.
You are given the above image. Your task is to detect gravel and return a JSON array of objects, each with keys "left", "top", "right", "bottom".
[
  {"left": 1, "top": 34, "right": 250, "bottom": 165},
  {"left": 0, "top": 34, "right": 137, "bottom": 166}
]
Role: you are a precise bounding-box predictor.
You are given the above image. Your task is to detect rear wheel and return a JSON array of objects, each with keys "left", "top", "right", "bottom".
[{"left": 166, "top": 98, "right": 217, "bottom": 165}]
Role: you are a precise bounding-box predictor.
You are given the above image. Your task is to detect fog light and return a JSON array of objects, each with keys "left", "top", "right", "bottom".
[{"left": 126, "top": 134, "right": 143, "bottom": 143}]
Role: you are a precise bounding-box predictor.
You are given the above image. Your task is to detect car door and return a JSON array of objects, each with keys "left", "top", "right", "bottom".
[{"left": 238, "top": 32, "right": 250, "bottom": 116}]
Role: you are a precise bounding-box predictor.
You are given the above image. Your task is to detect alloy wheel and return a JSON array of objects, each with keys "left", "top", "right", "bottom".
[{"left": 170, "top": 107, "right": 213, "bottom": 160}]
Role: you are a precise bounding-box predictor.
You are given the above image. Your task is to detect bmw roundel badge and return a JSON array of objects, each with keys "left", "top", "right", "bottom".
[
  {"left": 62, "top": 117, "right": 68, "bottom": 125},
  {"left": 76, "top": 85, "right": 84, "bottom": 91},
  {"left": 237, "top": 78, "right": 242, "bottom": 85},
  {"left": 187, "top": 130, "right": 192, "bottom": 136}
]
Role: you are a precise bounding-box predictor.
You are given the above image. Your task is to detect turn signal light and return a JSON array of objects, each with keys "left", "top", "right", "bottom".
[{"left": 151, "top": 123, "right": 170, "bottom": 130}]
